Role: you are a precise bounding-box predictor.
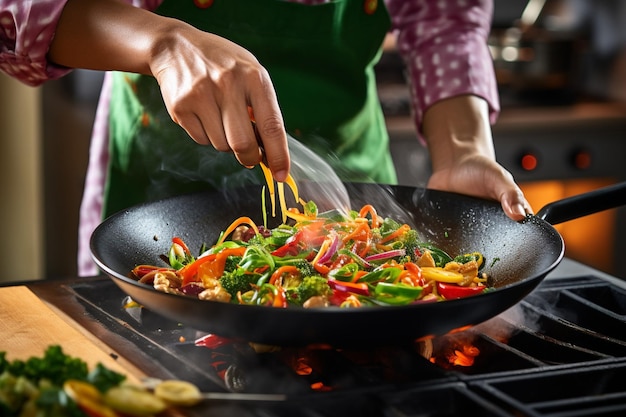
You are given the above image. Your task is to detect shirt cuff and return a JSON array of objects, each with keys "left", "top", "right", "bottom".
[{"left": 0, "top": 0, "right": 73, "bottom": 86}]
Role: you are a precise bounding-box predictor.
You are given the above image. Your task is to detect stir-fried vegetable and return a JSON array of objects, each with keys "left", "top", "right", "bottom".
[
  {"left": 0, "top": 346, "right": 205, "bottom": 416},
  {"left": 131, "top": 201, "right": 492, "bottom": 308}
]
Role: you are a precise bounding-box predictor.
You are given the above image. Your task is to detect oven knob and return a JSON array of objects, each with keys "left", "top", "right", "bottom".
[
  {"left": 570, "top": 148, "right": 592, "bottom": 170},
  {"left": 519, "top": 150, "right": 539, "bottom": 171}
]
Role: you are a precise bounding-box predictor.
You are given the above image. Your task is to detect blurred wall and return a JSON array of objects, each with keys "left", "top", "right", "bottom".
[{"left": 0, "top": 74, "right": 44, "bottom": 282}]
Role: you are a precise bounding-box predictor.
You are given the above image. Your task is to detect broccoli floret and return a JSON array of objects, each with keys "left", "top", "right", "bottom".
[
  {"left": 289, "top": 276, "right": 333, "bottom": 306},
  {"left": 269, "top": 258, "right": 316, "bottom": 291},
  {"left": 397, "top": 228, "right": 422, "bottom": 262},
  {"left": 224, "top": 255, "right": 243, "bottom": 273},
  {"left": 289, "top": 258, "right": 316, "bottom": 278},
  {"left": 219, "top": 270, "right": 259, "bottom": 298}
]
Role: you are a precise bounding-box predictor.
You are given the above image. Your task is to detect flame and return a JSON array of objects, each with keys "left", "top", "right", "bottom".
[
  {"left": 294, "top": 358, "right": 313, "bottom": 376},
  {"left": 449, "top": 345, "right": 480, "bottom": 367},
  {"left": 310, "top": 381, "right": 333, "bottom": 392},
  {"left": 421, "top": 327, "right": 483, "bottom": 368}
]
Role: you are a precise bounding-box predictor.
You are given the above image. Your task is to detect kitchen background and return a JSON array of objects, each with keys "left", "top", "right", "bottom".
[{"left": 1, "top": 0, "right": 625, "bottom": 283}]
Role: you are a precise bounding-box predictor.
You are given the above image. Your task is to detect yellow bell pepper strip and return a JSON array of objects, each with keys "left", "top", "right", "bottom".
[
  {"left": 453, "top": 251, "right": 485, "bottom": 269},
  {"left": 420, "top": 267, "right": 465, "bottom": 283},
  {"left": 374, "top": 282, "right": 423, "bottom": 305},
  {"left": 436, "top": 282, "right": 488, "bottom": 300}
]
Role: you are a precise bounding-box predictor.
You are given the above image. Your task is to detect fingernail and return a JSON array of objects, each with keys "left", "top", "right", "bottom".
[
  {"left": 273, "top": 170, "right": 288, "bottom": 182},
  {"left": 513, "top": 203, "right": 528, "bottom": 218}
]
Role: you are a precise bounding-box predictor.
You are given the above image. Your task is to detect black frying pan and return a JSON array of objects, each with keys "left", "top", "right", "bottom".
[{"left": 90, "top": 182, "right": 626, "bottom": 347}]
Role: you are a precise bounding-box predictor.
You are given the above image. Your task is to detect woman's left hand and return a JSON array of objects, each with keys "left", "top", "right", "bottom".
[
  {"left": 422, "top": 95, "right": 532, "bottom": 221},
  {"left": 427, "top": 153, "right": 531, "bottom": 221}
]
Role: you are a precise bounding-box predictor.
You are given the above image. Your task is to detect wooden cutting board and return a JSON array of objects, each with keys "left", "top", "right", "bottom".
[{"left": 0, "top": 286, "right": 143, "bottom": 383}]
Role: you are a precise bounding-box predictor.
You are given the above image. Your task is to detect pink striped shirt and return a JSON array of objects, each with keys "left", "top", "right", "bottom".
[{"left": 0, "top": 0, "right": 499, "bottom": 276}]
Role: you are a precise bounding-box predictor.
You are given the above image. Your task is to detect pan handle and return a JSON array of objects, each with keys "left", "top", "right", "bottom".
[{"left": 536, "top": 181, "right": 626, "bottom": 225}]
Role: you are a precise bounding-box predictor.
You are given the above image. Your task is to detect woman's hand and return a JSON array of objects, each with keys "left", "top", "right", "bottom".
[
  {"left": 48, "top": 0, "right": 289, "bottom": 182},
  {"left": 148, "top": 23, "right": 289, "bottom": 180},
  {"left": 422, "top": 95, "right": 532, "bottom": 221},
  {"left": 427, "top": 154, "right": 531, "bottom": 221}
]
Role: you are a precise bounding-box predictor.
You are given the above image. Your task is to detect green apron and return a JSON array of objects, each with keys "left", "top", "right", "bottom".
[{"left": 105, "top": 0, "right": 396, "bottom": 218}]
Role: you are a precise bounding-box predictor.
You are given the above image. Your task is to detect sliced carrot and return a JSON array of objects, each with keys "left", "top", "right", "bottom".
[
  {"left": 380, "top": 224, "right": 411, "bottom": 244},
  {"left": 216, "top": 217, "right": 260, "bottom": 245},
  {"left": 269, "top": 265, "right": 299, "bottom": 285},
  {"left": 358, "top": 204, "right": 380, "bottom": 228},
  {"left": 342, "top": 222, "right": 370, "bottom": 243}
]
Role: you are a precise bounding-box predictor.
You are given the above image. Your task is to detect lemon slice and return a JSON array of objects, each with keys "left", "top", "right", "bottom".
[
  {"left": 63, "top": 380, "right": 118, "bottom": 417},
  {"left": 154, "top": 379, "right": 203, "bottom": 407},
  {"left": 103, "top": 385, "right": 167, "bottom": 416}
]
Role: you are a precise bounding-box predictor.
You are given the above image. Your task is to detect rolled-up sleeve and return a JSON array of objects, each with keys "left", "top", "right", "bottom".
[
  {"left": 0, "top": 0, "right": 72, "bottom": 86},
  {"left": 386, "top": 0, "right": 500, "bottom": 130}
]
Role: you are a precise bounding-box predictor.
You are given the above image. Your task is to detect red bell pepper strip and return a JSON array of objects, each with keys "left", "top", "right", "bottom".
[
  {"left": 180, "top": 247, "right": 246, "bottom": 285},
  {"left": 327, "top": 278, "right": 370, "bottom": 296},
  {"left": 195, "top": 333, "right": 236, "bottom": 349},
  {"left": 436, "top": 282, "right": 487, "bottom": 300},
  {"left": 131, "top": 265, "right": 174, "bottom": 279},
  {"left": 172, "top": 237, "right": 192, "bottom": 256}
]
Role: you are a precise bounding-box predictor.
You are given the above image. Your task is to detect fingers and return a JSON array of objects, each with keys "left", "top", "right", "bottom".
[
  {"left": 492, "top": 170, "right": 534, "bottom": 221},
  {"left": 427, "top": 156, "right": 533, "bottom": 222},
  {"left": 248, "top": 80, "right": 289, "bottom": 182},
  {"left": 500, "top": 187, "right": 533, "bottom": 221},
  {"left": 151, "top": 31, "right": 289, "bottom": 181}
]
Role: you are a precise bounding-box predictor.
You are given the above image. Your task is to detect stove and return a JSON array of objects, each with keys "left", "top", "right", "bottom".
[{"left": 35, "top": 259, "right": 626, "bottom": 416}]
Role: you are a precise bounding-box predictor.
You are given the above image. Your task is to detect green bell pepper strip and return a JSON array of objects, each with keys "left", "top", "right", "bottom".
[
  {"left": 328, "top": 263, "right": 360, "bottom": 282},
  {"left": 373, "top": 282, "right": 423, "bottom": 305},
  {"left": 356, "top": 267, "right": 402, "bottom": 284},
  {"left": 168, "top": 237, "right": 195, "bottom": 270}
]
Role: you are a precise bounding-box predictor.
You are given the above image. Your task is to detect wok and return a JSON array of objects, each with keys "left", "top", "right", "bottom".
[{"left": 90, "top": 182, "right": 626, "bottom": 347}]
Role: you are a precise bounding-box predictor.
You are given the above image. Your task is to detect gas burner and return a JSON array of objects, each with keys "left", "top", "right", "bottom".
[{"left": 67, "top": 264, "right": 626, "bottom": 416}]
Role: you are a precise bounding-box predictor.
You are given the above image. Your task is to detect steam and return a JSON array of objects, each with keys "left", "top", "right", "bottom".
[{"left": 288, "top": 135, "right": 351, "bottom": 216}]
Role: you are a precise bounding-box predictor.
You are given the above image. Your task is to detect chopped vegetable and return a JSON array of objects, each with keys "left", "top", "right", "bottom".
[
  {"left": 131, "top": 200, "right": 493, "bottom": 308},
  {"left": 436, "top": 281, "right": 488, "bottom": 300},
  {"left": 0, "top": 346, "right": 198, "bottom": 417},
  {"left": 153, "top": 379, "right": 202, "bottom": 407}
]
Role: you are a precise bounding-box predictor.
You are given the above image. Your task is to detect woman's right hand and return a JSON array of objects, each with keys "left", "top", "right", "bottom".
[
  {"left": 148, "top": 22, "right": 290, "bottom": 181},
  {"left": 49, "top": 0, "right": 290, "bottom": 182}
]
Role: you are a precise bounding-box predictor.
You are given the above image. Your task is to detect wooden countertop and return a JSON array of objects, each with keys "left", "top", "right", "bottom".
[{"left": 0, "top": 285, "right": 143, "bottom": 383}]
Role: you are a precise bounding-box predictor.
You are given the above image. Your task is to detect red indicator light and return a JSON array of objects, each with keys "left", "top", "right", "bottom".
[
  {"left": 520, "top": 153, "right": 538, "bottom": 171},
  {"left": 572, "top": 150, "right": 592, "bottom": 170}
]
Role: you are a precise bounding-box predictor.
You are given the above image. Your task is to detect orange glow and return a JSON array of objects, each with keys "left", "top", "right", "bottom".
[
  {"left": 520, "top": 179, "right": 617, "bottom": 274},
  {"left": 447, "top": 325, "right": 474, "bottom": 335},
  {"left": 310, "top": 382, "right": 333, "bottom": 392},
  {"left": 294, "top": 358, "right": 313, "bottom": 376},
  {"left": 416, "top": 334, "right": 436, "bottom": 342}
]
